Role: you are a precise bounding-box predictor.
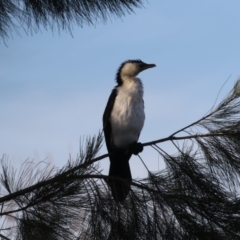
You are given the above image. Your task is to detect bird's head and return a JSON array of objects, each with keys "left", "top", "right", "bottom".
[{"left": 116, "top": 59, "right": 156, "bottom": 85}]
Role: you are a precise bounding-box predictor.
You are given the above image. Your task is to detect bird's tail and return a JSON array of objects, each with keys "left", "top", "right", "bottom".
[{"left": 109, "top": 152, "right": 132, "bottom": 202}]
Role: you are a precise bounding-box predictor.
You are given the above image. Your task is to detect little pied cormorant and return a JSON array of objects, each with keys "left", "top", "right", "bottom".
[{"left": 103, "top": 59, "right": 156, "bottom": 202}]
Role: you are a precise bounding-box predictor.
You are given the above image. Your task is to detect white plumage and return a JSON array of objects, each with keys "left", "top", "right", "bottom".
[{"left": 110, "top": 77, "right": 145, "bottom": 148}]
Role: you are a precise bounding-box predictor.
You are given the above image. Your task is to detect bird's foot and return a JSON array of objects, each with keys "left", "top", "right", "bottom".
[{"left": 130, "top": 142, "right": 144, "bottom": 155}]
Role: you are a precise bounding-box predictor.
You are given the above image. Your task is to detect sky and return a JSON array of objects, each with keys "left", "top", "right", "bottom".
[{"left": 1, "top": 0, "right": 240, "bottom": 179}]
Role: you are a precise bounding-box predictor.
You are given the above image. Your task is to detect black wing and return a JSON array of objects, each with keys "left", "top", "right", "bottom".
[{"left": 103, "top": 88, "right": 117, "bottom": 153}]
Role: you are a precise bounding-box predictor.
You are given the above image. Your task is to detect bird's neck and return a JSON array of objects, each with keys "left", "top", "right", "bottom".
[
  {"left": 120, "top": 76, "right": 144, "bottom": 97},
  {"left": 121, "top": 76, "right": 142, "bottom": 86}
]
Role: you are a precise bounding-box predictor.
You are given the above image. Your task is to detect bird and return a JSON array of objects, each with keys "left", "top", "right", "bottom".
[{"left": 103, "top": 59, "right": 156, "bottom": 202}]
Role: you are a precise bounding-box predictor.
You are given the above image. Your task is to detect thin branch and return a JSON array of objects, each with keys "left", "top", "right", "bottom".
[
  {"left": 208, "top": 74, "right": 232, "bottom": 113},
  {"left": 0, "top": 153, "right": 107, "bottom": 204},
  {"left": 0, "top": 233, "right": 11, "bottom": 240},
  {"left": 168, "top": 111, "right": 215, "bottom": 137},
  {"left": 137, "top": 154, "right": 150, "bottom": 173},
  {"left": 142, "top": 132, "right": 224, "bottom": 147}
]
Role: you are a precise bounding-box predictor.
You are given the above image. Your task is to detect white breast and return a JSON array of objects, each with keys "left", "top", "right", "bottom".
[{"left": 110, "top": 78, "right": 145, "bottom": 149}]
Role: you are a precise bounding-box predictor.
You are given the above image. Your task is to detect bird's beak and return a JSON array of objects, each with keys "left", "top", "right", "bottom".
[{"left": 140, "top": 63, "right": 156, "bottom": 72}]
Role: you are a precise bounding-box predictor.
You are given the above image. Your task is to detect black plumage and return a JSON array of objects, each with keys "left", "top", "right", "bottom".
[{"left": 103, "top": 88, "right": 132, "bottom": 202}]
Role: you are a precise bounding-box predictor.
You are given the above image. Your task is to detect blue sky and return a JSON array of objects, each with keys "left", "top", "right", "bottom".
[{"left": 1, "top": 1, "right": 240, "bottom": 178}]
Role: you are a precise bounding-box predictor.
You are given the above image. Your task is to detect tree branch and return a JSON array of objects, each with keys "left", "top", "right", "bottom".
[
  {"left": 0, "top": 173, "right": 162, "bottom": 213},
  {"left": 0, "top": 131, "right": 228, "bottom": 205},
  {"left": 142, "top": 132, "right": 225, "bottom": 147},
  {"left": 0, "top": 233, "right": 10, "bottom": 240}
]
